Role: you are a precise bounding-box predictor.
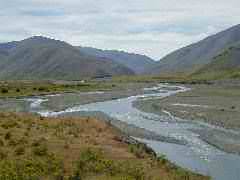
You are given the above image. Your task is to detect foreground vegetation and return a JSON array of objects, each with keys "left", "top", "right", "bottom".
[{"left": 0, "top": 112, "right": 209, "bottom": 180}]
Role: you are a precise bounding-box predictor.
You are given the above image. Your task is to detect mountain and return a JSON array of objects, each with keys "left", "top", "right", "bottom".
[
  {"left": 192, "top": 43, "right": 240, "bottom": 79},
  {"left": 150, "top": 24, "right": 240, "bottom": 75},
  {"left": 78, "top": 47, "right": 156, "bottom": 74},
  {"left": 0, "top": 37, "right": 134, "bottom": 80}
]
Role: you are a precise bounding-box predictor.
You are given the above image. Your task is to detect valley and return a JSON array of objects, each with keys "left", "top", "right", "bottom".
[
  {"left": 0, "top": 23, "right": 240, "bottom": 180},
  {"left": 0, "top": 80, "right": 240, "bottom": 180}
]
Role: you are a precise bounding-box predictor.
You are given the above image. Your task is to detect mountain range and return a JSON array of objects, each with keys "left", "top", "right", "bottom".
[
  {"left": 0, "top": 37, "right": 138, "bottom": 80},
  {"left": 0, "top": 36, "right": 157, "bottom": 80},
  {"left": 0, "top": 24, "right": 240, "bottom": 80},
  {"left": 79, "top": 47, "right": 156, "bottom": 74}
]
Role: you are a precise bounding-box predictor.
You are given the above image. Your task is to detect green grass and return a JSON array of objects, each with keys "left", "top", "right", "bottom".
[
  {"left": 191, "top": 69, "right": 240, "bottom": 80},
  {"left": 191, "top": 45, "right": 240, "bottom": 80},
  {"left": 112, "top": 75, "right": 211, "bottom": 85}
]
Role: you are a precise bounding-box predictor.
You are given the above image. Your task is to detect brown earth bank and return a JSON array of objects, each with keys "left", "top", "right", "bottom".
[{"left": 0, "top": 112, "right": 209, "bottom": 180}]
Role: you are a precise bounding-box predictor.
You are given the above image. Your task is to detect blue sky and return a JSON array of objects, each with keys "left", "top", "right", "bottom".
[{"left": 0, "top": 0, "right": 239, "bottom": 59}]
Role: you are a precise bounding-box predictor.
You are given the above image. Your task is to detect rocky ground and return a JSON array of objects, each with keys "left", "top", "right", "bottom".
[
  {"left": 134, "top": 82, "right": 240, "bottom": 154},
  {"left": 134, "top": 83, "right": 240, "bottom": 130}
]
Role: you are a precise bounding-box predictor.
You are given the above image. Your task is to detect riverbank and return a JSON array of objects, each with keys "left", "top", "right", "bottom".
[
  {"left": 134, "top": 83, "right": 240, "bottom": 154},
  {"left": 0, "top": 82, "right": 154, "bottom": 112},
  {"left": 0, "top": 80, "right": 155, "bottom": 99},
  {"left": 0, "top": 112, "right": 208, "bottom": 180}
]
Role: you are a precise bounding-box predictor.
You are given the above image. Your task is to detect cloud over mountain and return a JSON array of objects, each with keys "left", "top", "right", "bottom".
[{"left": 1, "top": 0, "right": 240, "bottom": 59}]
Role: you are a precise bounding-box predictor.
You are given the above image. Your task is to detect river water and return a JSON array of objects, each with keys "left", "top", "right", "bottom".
[{"left": 19, "top": 84, "right": 240, "bottom": 180}]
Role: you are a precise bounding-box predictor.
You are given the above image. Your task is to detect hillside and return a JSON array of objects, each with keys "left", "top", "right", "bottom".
[
  {"left": 192, "top": 43, "right": 240, "bottom": 79},
  {"left": 79, "top": 47, "right": 156, "bottom": 74},
  {"left": 0, "top": 112, "right": 208, "bottom": 179},
  {"left": 150, "top": 24, "right": 240, "bottom": 75},
  {"left": 0, "top": 37, "right": 134, "bottom": 80}
]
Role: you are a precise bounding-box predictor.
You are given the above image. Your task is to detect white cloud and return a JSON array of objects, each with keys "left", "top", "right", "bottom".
[{"left": 1, "top": 0, "right": 240, "bottom": 59}]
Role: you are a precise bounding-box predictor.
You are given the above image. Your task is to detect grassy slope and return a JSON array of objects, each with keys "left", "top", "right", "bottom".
[
  {"left": 191, "top": 45, "right": 240, "bottom": 80},
  {"left": 150, "top": 24, "right": 240, "bottom": 75},
  {"left": 0, "top": 112, "right": 209, "bottom": 180}
]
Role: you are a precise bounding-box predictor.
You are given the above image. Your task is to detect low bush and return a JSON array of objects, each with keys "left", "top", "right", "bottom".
[
  {"left": 1, "top": 88, "right": 8, "bottom": 94},
  {"left": 73, "top": 148, "right": 146, "bottom": 179},
  {"left": 4, "top": 131, "right": 11, "bottom": 140},
  {"left": 38, "top": 87, "right": 47, "bottom": 91},
  {"left": 0, "top": 149, "right": 7, "bottom": 160},
  {"left": 15, "top": 146, "right": 25, "bottom": 156},
  {"left": 32, "top": 144, "right": 48, "bottom": 156},
  {"left": 0, "top": 139, "right": 4, "bottom": 146},
  {"left": 0, "top": 155, "right": 64, "bottom": 179},
  {"left": 1, "top": 120, "right": 18, "bottom": 129}
]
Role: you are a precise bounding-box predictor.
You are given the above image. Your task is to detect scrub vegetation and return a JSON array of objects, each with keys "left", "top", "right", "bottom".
[
  {"left": 0, "top": 112, "right": 209, "bottom": 180},
  {"left": 0, "top": 81, "right": 117, "bottom": 98}
]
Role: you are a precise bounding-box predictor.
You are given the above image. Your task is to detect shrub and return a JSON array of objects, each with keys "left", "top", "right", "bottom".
[
  {"left": 38, "top": 87, "right": 46, "bottom": 91},
  {"left": 0, "top": 139, "right": 4, "bottom": 146},
  {"left": 15, "top": 146, "right": 25, "bottom": 156},
  {"left": 1, "top": 88, "right": 8, "bottom": 94},
  {"left": 73, "top": 149, "right": 145, "bottom": 179},
  {"left": 33, "top": 144, "right": 48, "bottom": 156},
  {"left": 129, "top": 144, "right": 145, "bottom": 159},
  {"left": 8, "top": 139, "right": 18, "bottom": 146},
  {"left": 0, "top": 149, "right": 7, "bottom": 160},
  {"left": 157, "top": 154, "right": 168, "bottom": 165},
  {"left": 32, "top": 137, "right": 46, "bottom": 147},
  {"left": 1, "top": 120, "right": 18, "bottom": 129},
  {"left": 0, "top": 156, "right": 64, "bottom": 179},
  {"left": 16, "top": 88, "right": 21, "bottom": 93},
  {"left": 18, "top": 137, "right": 28, "bottom": 145},
  {"left": 4, "top": 131, "right": 11, "bottom": 140}
]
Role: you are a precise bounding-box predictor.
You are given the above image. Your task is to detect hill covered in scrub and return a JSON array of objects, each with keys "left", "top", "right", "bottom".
[
  {"left": 0, "top": 112, "right": 209, "bottom": 180},
  {"left": 149, "top": 24, "right": 240, "bottom": 77},
  {"left": 0, "top": 36, "right": 134, "bottom": 80},
  {"left": 192, "top": 43, "right": 240, "bottom": 80}
]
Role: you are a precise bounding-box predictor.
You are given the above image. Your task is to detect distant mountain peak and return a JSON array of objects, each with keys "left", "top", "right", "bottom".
[{"left": 22, "top": 36, "right": 64, "bottom": 44}]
